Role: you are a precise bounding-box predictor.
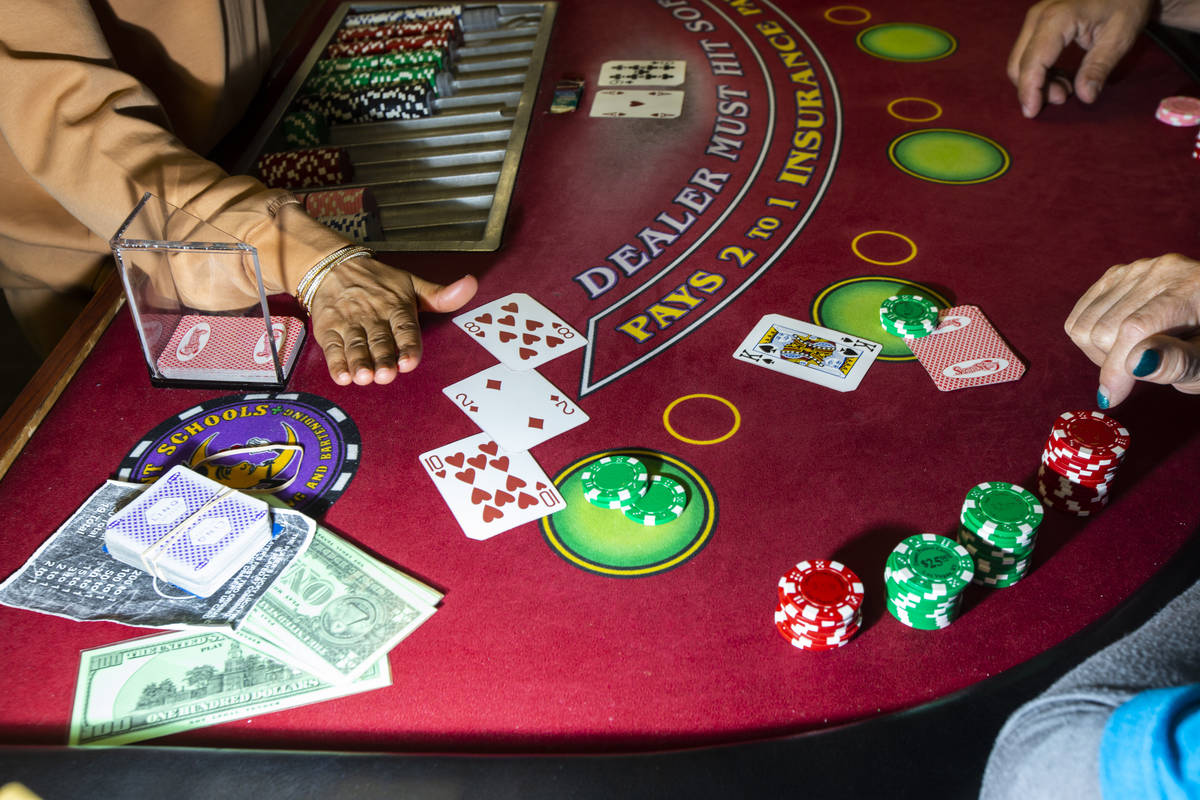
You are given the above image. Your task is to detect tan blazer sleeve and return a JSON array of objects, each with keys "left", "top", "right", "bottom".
[{"left": 0, "top": 0, "right": 352, "bottom": 307}]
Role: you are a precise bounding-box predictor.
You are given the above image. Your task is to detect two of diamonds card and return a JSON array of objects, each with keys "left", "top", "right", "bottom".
[
  {"left": 419, "top": 433, "right": 566, "bottom": 540},
  {"left": 732, "top": 314, "right": 882, "bottom": 392},
  {"left": 442, "top": 363, "right": 588, "bottom": 453}
]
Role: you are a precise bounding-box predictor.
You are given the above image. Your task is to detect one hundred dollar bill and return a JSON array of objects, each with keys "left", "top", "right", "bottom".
[
  {"left": 69, "top": 629, "right": 390, "bottom": 746},
  {"left": 229, "top": 525, "right": 441, "bottom": 685}
]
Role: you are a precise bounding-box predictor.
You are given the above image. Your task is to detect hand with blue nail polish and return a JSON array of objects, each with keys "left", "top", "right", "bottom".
[{"left": 1064, "top": 253, "right": 1200, "bottom": 408}]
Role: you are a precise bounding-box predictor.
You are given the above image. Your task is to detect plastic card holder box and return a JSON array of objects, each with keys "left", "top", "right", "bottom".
[
  {"left": 105, "top": 464, "right": 272, "bottom": 598},
  {"left": 110, "top": 192, "right": 305, "bottom": 390}
]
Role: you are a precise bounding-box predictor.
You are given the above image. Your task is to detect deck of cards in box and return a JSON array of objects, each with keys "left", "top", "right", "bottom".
[
  {"left": 110, "top": 192, "right": 305, "bottom": 389},
  {"left": 105, "top": 465, "right": 271, "bottom": 597}
]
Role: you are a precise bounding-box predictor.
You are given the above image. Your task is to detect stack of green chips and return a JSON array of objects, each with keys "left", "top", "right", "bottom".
[
  {"left": 878, "top": 294, "right": 940, "bottom": 339},
  {"left": 958, "top": 482, "right": 1044, "bottom": 588},
  {"left": 581, "top": 455, "right": 687, "bottom": 527},
  {"left": 282, "top": 110, "right": 328, "bottom": 148},
  {"left": 311, "top": 50, "right": 445, "bottom": 76},
  {"left": 301, "top": 65, "right": 440, "bottom": 96},
  {"left": 885, "top": 533, "right": 975, "bottom": 630}
]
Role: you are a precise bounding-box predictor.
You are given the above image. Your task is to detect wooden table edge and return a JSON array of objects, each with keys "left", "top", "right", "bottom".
[{"left": 0, "top": 271, "right": 124, "bottom": 481}]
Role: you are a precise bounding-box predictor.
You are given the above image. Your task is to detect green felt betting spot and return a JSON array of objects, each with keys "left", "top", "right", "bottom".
[
  {"left": 857, "top": 23, "right": 957, "bottom": 62},
  {"left": 889, "top": 129, "right": 1011, "bottom": 185}
]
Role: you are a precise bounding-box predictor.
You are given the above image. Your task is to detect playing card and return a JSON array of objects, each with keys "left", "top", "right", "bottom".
[
  {"left": 589, "top": 89, "right": 684, "bottom": 119},
  {"left": 443, "top": 364, "right": 589, "bottom": 452},
  {"left": 598, "top": 60, "right": 686, "bottom": 87},
  {"left": 419, "top": 433, "right": 567, "bottom": 540},
  {"left": 156, "top": 315, "right": 304, "bottom": 381},
  {"left": 907, "top": 305, "right": 1026, "bottom": 391},
  {"left": 731, "top": 314, "right": 882, "bottom": 392},
  {"left": 452, "top": 292, "right": 586, "bottom": 370}
]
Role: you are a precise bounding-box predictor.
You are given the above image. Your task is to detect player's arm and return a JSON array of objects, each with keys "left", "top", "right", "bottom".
[
  {"left": 1008, "top": 0, "right": 1154, "bottom": 118},
  {"left": 0, "top": 0, "right": 473, "bottom": 385},
  {"left": 1064, "top": 253, "right": 1200, "bottom": 408}
]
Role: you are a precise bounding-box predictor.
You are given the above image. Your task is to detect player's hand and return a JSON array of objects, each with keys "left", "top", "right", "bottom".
[
  {"left": 308, "top": 258, "right": 477, "bottom": 386},
  {"left": 1064, "top": 253, "right": 1200, "bottom": 408},
  {"left": 1008, "top": 0, "right": 1153, "bottom": 118}
]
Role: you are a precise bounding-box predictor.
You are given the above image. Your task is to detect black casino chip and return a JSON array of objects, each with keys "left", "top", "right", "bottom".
[{"left": 116, "top": 392, "right": 361, "bottom": 516}]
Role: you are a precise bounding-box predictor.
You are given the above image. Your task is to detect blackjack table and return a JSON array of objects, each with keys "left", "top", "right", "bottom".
[{"left": 3, "top": 1, "right": 1200, "bottom": 796}]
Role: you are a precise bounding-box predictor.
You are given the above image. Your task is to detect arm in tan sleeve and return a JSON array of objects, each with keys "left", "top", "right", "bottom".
[{"left": 0, "top": 0, "right": 350, "bottom": 306}]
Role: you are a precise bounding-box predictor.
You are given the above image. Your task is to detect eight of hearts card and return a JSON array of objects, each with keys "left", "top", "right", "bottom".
[
  {"left": 732, "top": 314, "right": 882, "bottom": 392},
  {"left": 419, "top": 433, "right": 566, "bottom": 540},
  {"left": 452, "top": 293, "right": 586, "bottom": 370}
]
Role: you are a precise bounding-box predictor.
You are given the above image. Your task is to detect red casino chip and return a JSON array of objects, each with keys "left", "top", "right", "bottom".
[
  {"left": 777, "top": 560, "right": 864, "bottom": 623},
  {"left": 1050, "top": 410, "right": 1130, "bottom": 460}
]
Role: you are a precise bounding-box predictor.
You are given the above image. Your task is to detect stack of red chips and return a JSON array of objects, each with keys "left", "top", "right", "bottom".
[
  {"left": 774, "top": 560, "right": 865, "bottom": 651},
  {"left": 1037, "top": 410, "right": 1130, "bottom": 516}
]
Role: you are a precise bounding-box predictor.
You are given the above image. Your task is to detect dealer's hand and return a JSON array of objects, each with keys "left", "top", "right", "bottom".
[
  {"left": 1008, "top": 0, "right": 1152, "bottom": 118},
  {"left": 1065, "top": 253, "right": 1200, "bottom": 408},
  {"left": 308, "top": 258, "right": 477, "bottom": 386}
]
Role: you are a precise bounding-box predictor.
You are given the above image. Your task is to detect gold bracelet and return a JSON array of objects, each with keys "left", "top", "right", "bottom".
[
  {"left": 298, "top": 246, "right": 375, "bottom": 314},
  {"left": 294, "top": 244, "right": 361, "bottom": 301}
]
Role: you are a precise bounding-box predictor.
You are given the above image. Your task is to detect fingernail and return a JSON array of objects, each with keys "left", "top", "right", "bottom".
[
  {"left": 1097, "top": 387, "right": 1110, "bottom": 409},
  {"left": 1083, "top": 80, "right": 1099, "bottom": 100},
  {"left": 1132, "top": 349, "right": 1160, "bottom": 377}
]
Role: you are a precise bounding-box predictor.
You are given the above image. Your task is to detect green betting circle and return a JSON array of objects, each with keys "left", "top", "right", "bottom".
[
  {"left": 541, "top": 449, "right": 716, "bottom": 577},
  {"left": 811, "top": 276, "right": 950, "bottom": 361},
  {"left": 889, "top": 129, "right": 1011, "bottom": 185},
  {"left": 856, "top": 23, "right": 957, "bottom": 62}
]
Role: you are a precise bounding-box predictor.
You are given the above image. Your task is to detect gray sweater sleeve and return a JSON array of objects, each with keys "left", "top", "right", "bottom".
[{"left": 979, "top": 576, "right": 1200, "bottom": 800}]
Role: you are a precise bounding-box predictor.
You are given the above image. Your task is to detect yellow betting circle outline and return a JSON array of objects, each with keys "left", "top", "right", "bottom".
[
  {"left": 662, "top": 394, "right": 742, "bottom": 446},
  {"left": 887, "top": 96, "right": 943, "bottom": 123},
  {"left": 850, "top": 230, "right": 918, "bottom": 266},
  {"left": 824, "top": 5, "right": 871, "bottom": 25},
  {"left": 540, "top": 448, "right": 717, "bottom": 577}
]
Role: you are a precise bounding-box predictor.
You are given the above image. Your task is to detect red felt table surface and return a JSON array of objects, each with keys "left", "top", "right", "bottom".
[{"left": 2, "top": 0, "right": 1199, "bottom": 753}]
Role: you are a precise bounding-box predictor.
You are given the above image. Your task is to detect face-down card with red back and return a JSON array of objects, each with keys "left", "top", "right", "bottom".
[
  {"left": 906, "top": 305, "right": 1025, "bottom": 391},
  {"left": 453, "top": 293, "right": 586, "bottom": 370},
  {"left": 419, "top": 432, "right": 566, "bottom": 540}
]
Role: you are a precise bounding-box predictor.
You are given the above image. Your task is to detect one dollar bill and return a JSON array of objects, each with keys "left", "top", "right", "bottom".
[
  {"left": 69, "top": 629, "right": 390, "bottom": 746},
  {"left": 229, "top": 525, "right": 441, "bottom": 684}
]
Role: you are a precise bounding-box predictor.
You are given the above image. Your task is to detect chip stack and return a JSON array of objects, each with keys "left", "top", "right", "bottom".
[
  {"left": 958, "top": 482, "right": 1043, "bottom": 587},
  {"left": 282, "top": 110, "right": 328, "bottom": 148},
  {"left": 313, "top": 50, "right": 445, "bottom": 75},
  {"left": 1155, "top": 96, "right": 1200, "bottom": 126},
  {"left": 581, "top": 455, "right": 687, "bottom": 526},
  {"left": 324, "top": 33, "right": 452, "bottom": 61},
  {"left": 301, "top": 187, "right": 376, "bottom": 218},
  {"left": 295, "top": 82, "right": 434, "bottom": 123},
  {"left": 775, "top": 560, "right": 864, "bottom": 651},
  {"left": 885, "top": 534, "right": 974, "bottom": 629},
  {"left": 1037, "top": 410, "right": 1130, "bottom": 516},
  {"left": 342, "top": 6, "right": 462, "bottom": 27},
  {"left": 334, "top": 18, "right": 459, "bottom": 43},
  {"left": 255, "top": 146, "right": 353, "bottom": 189},
  {"left": 879, "top": 294, "right": 940, "bottom": 339},
  {"left": 301, "top": 65, "right": 440, "bottom": 96},
  {"left": 319, "top": 211, "right": 376, "bottom": 242}
]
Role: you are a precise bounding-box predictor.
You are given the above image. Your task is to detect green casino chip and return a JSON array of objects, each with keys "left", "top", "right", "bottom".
[
  {"left": 879, "top": 294, "right": 939, "bottom": 338},
  {"left": 961, "top": 482, "right": 1044, "bottom": 540},
  {"left": 623, "top": 475, "right": 687, "bottom": 526},
  {"left": 581, "top": 455, "right": 648, "bottom": 508},
  {"left": 889, "top": 534, "right": 975, "bottom": 596}
]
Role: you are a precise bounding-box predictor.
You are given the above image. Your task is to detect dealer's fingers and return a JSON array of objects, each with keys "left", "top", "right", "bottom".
[
  {"left": 1012, "top": 3, "right": 1075, "bottom": 117},
  {"left": 1072, "top": 12, "right": 1141, "bottom": 103}
]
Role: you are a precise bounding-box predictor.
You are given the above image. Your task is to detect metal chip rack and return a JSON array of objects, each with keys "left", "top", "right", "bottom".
[{"left": 238, "top": 2, "right": 556, "bottom": 251}]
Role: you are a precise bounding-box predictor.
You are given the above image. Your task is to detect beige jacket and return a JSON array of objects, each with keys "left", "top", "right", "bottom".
[{"left": 0, "top": 0, "right": 350, "bottom": 308}]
